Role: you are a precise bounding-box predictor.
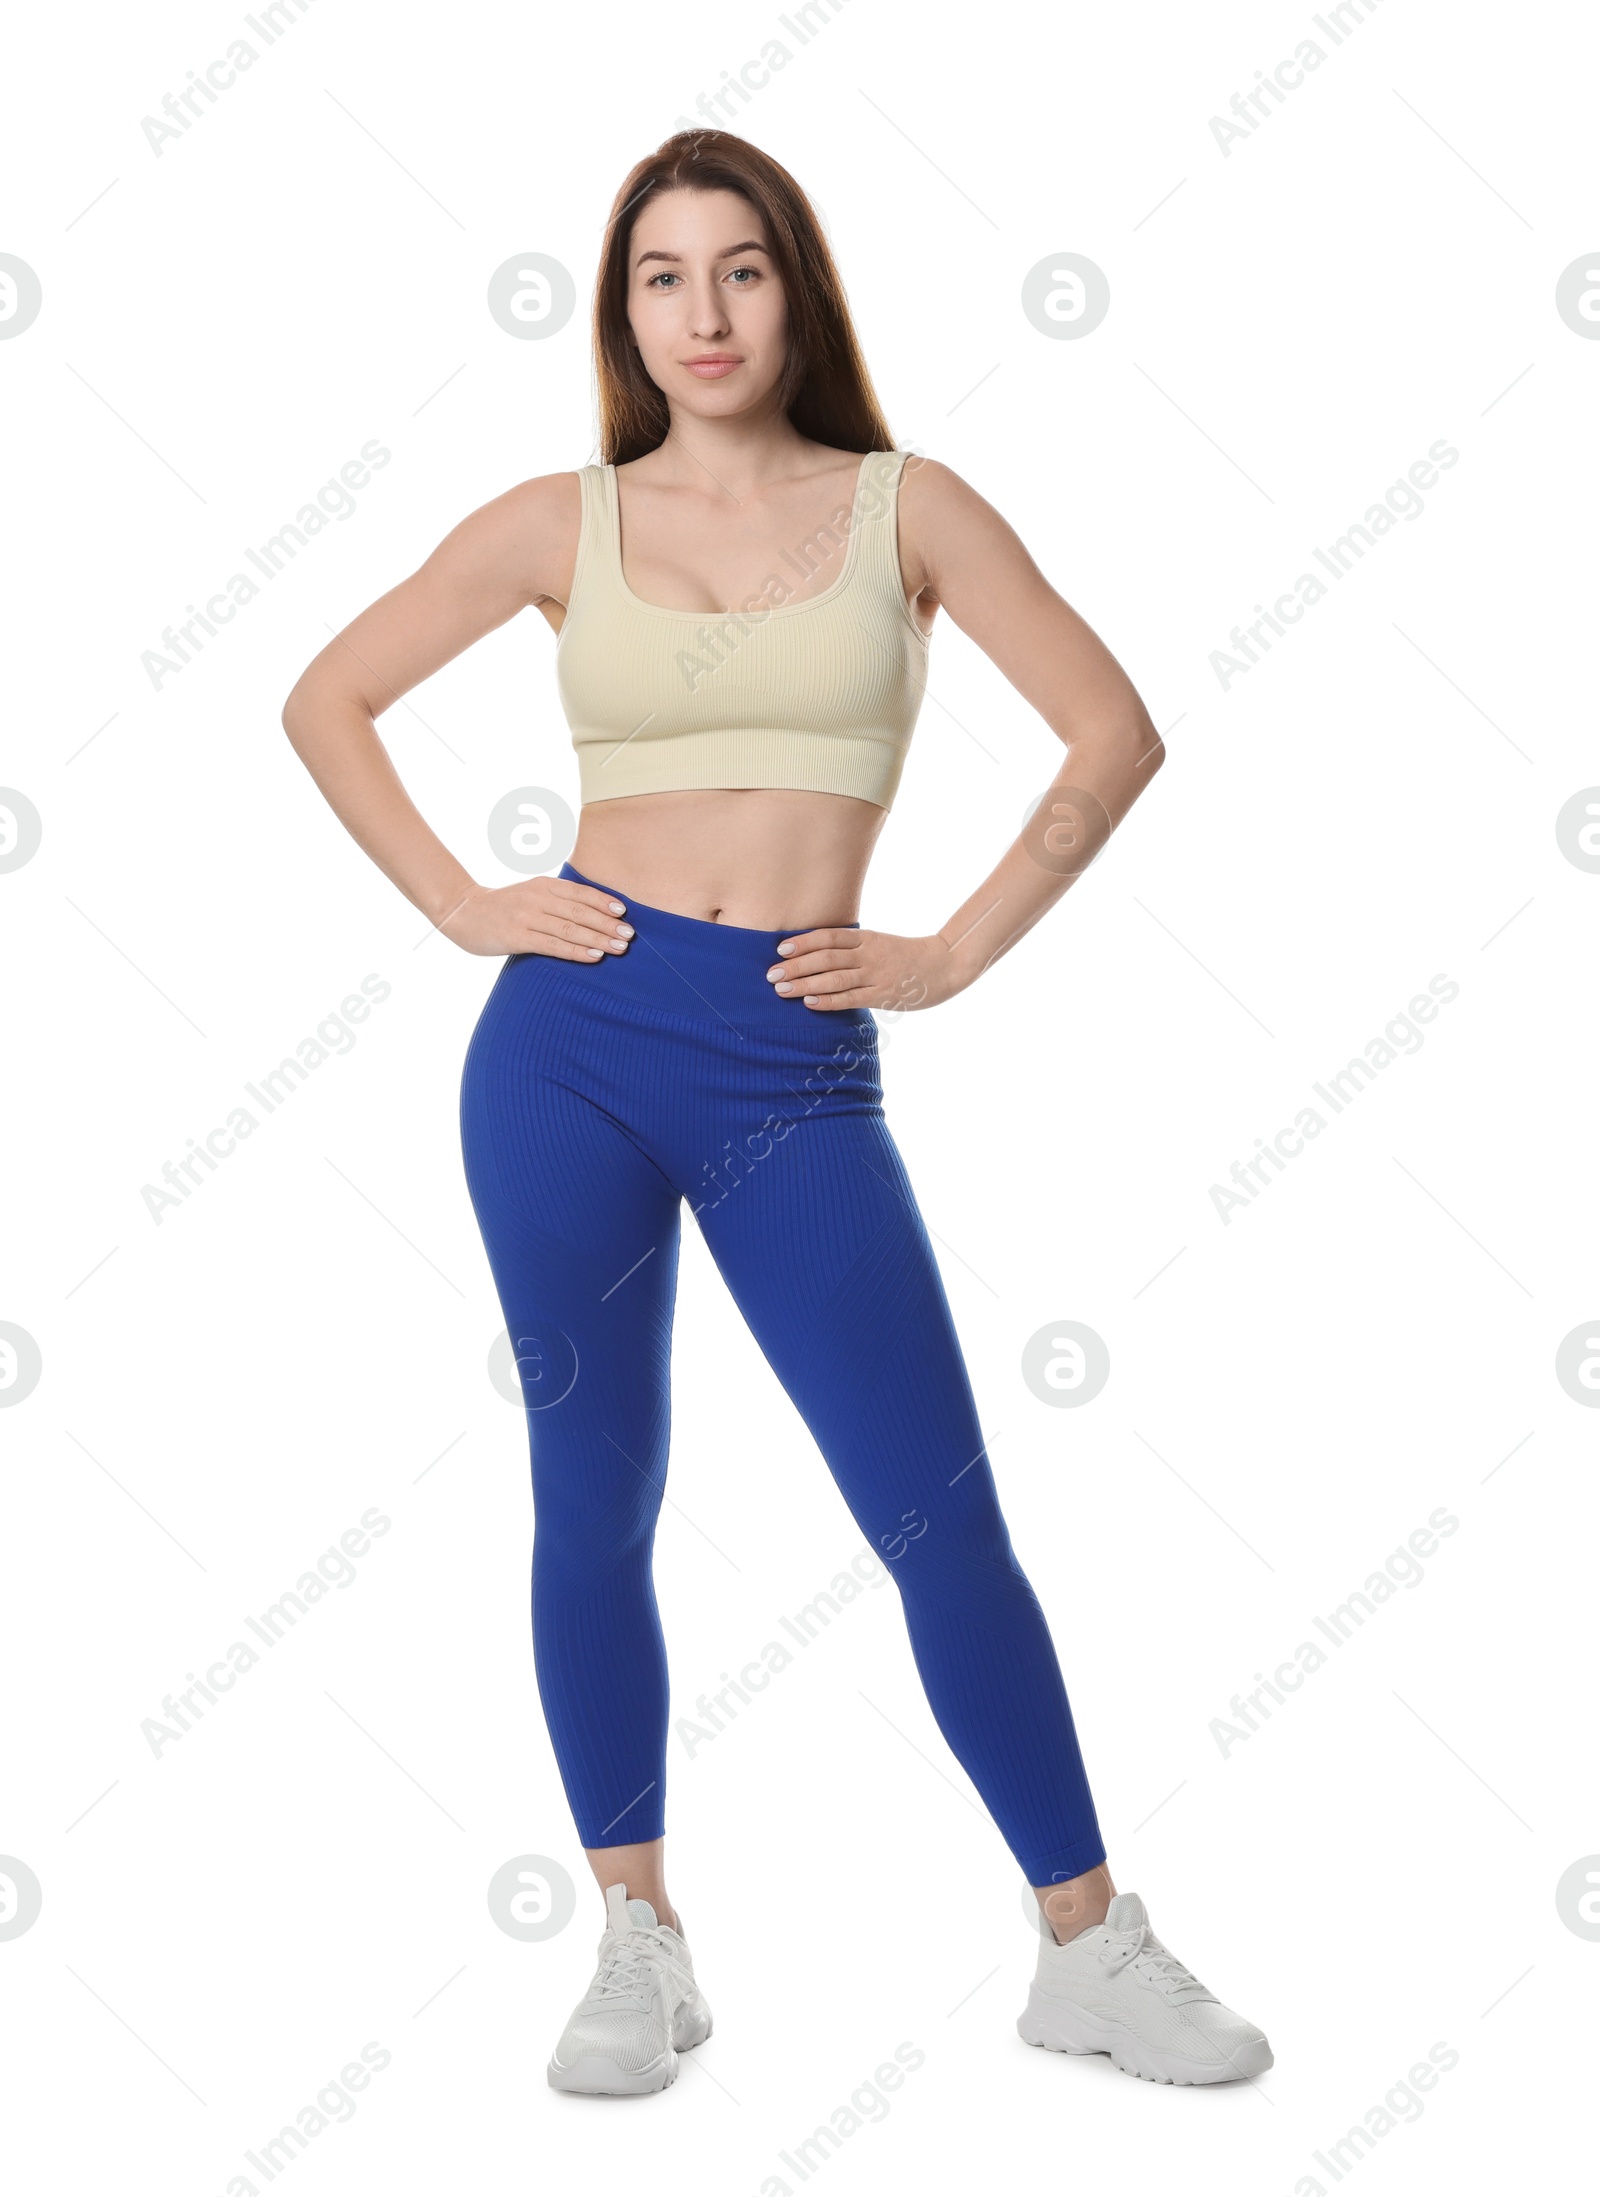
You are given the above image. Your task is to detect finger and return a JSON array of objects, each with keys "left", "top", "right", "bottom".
[
  {"left": 536, "top": 888, "right": 634, "bottom": 947},
  {"left": 800, "top": 986, "right": 883, "bottom": 1011},
  {"left": 547, "top": 874, "right": 628, "bottom": 912},
  {"left": 529, "top": 913, "right": 632, "bottom": 958},
  {"left": 768, "top": 946, "right": 861, "bottom": 981},
  {"left": 527, "top": 937, "right": 614, "bottom": 962},
  {"left": 787, "top": 966, "right": 870, "bottom": 999},
  {"left": 769, "top": 962, "right": 855, "bottom": 995},
  {"left": 775, "top": 926, "right": 857, "bottom": 957}
]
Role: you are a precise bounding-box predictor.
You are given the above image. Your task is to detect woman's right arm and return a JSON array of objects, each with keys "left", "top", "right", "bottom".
[{"left": 279, "top": 471, "right": 633, "bottom": 961}]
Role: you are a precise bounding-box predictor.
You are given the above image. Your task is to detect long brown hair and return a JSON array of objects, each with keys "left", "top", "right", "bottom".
[{"left": 592, "top": 129, "right": 896, "bottom": 467}]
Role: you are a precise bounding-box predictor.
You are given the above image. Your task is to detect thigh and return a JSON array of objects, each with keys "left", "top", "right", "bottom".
[
  {"left": 694, "top": 1102, "right": 1010, "bottom": 1562},
  {"left": 460, "top": 957, "right": 684, "bottom": 1519}
]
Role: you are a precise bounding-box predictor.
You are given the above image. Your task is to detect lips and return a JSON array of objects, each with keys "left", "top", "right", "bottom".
[{"left": 683, "top": 357, "right": 742, "bottom": 378}]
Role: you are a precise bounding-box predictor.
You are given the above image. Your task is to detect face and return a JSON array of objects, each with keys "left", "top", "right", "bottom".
[{"left": 625, "top": 187, "right": 788, "bottom": 424}]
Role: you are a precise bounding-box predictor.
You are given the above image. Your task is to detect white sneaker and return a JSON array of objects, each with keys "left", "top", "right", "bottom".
[
  {"left": 1018, "top": 1890, "right": 1273, "bottom": 2086},
  {"left": 546, "top": 1882, "right": 713, "bottom": 2095}
]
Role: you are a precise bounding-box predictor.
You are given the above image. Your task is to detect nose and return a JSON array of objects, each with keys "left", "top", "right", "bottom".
[{"left": 685, "top": 273, "right": 731, "bottom": 339}]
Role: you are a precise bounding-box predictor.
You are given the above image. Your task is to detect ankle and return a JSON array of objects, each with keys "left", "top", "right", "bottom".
[
  {"left": 613, "top": 1889, "right": 677, "bottom": 1934},
  {"left": 1034, "top": 1865, "right": 1115, "bottom": 1945}
]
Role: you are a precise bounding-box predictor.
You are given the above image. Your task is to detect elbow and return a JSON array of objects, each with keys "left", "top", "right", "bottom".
[
  {"left": 280, "top": 674, "right": 317, "bottom": 749},
  {"left": 1066, "top": 696, "right": 1165, "bottom": 781},
  {"left": 1131, "top": 704, "right": 1166, "bottom": 779}
]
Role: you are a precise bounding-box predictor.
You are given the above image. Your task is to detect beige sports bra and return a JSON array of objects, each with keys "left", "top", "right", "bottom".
[{"left": 554, "top": 447, "right": 929, "bottom": 810}]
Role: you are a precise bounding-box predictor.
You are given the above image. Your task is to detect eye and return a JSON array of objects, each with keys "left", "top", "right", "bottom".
[
  {"left": 646, "top": 270, "right": 680, "bottom": 289},
  {"left": 726, "top": 264, "right": 761, "bottom": 284}
]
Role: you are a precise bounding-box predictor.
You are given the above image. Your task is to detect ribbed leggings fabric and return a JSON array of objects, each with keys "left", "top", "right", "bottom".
[{"left": 458, "top": 861, "right": 1106, "bottom": 1886}]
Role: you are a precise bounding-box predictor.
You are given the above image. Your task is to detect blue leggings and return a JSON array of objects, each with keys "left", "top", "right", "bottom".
[{"left": 458, "top": 860, "right": 1105, "bottom": 1886}]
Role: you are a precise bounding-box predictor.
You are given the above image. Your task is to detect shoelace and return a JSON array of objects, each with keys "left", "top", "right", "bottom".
[
  {"left": 1100, "top": 1925, "right": 1210, "bottom": 2000},
  {"left": 588, "top": 1926, "right": 687, "bottom": 2006},
  {"left": 588, "top": 1933, "right": 659, "bottom": 2004}
]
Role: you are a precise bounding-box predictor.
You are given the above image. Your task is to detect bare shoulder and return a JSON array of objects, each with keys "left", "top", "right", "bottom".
[
  {"left": 283, "top": 468, "right": 591, "bottom": 719},
  {"left": 896, "top": 455, "right": 1042, "bottom": 604},
  {"left": 434, "top": 468, "right": 583, "bottom": 611}
]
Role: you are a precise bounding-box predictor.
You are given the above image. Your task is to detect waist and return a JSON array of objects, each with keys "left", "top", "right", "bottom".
[
  {"left": 544, "top": 861, "right": 872, "bottom": 1032},
  {"left": 570, "top": 789, "right": 881, "bottom": 928}
]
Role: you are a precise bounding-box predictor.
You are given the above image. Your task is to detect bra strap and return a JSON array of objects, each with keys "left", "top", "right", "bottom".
[
  {"left": 849, "top": 447, "right": 912, "bottom": 593},
  {"left": 570, "top": 463, "right": 620, "bottom": 607}
]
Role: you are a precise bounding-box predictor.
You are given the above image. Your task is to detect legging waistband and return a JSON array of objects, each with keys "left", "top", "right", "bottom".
[{"left": 549, "top": 859, "right": 867, "bottom": 1030}]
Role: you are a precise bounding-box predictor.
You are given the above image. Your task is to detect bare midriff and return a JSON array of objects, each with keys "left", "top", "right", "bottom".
[{"left": 569, "top": 786, "right": 889, "bottom": 929}]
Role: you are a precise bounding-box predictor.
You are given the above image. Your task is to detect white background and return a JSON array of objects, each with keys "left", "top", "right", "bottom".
[{"left": 3, "top": 0, "right": 1596, "bottom": 2189}]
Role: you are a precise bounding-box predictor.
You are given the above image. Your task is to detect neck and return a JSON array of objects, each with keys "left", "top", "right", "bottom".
[{"left": 633, "top": 415, "right": 823, "bottom": 494}]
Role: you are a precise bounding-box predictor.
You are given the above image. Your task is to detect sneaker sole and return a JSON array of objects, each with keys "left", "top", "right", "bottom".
[
  {"left": 673, "top": 1994, "right": 714, "bottom": 2052},
  {"left": 546, "top": 1994, "right": 714, "bottom": 2097},
  {"left": 1017, "top": 1992, "right": 1273, "bottom": 2086},
  {"left": 547, "top": 2047, "right": 679, "bottom": 2096}
]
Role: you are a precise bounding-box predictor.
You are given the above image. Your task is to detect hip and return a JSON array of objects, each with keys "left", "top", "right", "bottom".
[{"left": 462, "top": 863, "right": 883, "bottom": 1119}]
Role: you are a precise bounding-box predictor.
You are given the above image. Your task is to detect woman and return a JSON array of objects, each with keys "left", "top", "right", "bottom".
[{"left": 282, "top": 129, "right": 1272, "bottom": 2096}]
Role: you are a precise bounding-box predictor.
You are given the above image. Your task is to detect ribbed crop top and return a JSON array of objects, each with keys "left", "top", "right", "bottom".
[{"left": 554, "top": 446, "right": 929, "bottom": 810}]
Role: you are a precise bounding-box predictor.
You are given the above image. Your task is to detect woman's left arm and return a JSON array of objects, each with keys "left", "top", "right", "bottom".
[{"left": 770, "top": 456, "right": 1166, "bottom": 1012}]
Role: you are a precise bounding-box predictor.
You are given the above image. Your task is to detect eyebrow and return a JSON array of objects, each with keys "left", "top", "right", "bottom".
[{"left": 634, "top": 240, "right": 771, "bottom": 267}]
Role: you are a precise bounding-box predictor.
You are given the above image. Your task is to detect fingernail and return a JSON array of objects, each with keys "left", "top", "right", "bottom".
[
  {"left": 609, "top": 900, "right": 625, "bottom": 914},
  {"left": 777, "top": 941, "right": 793, "bottom": 954},
  {"left": 616, "top": 923, "right": 633, "bottom": 937}
]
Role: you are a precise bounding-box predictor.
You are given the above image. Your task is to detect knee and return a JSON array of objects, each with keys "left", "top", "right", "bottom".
[
  {"left": 884, "top": 1527, "right": 1043, "bottom": 1632},
  {"left": 534, "top": 1531, "right": 657, "bottom": 1615},
  {"left": 530, "top": 1460, "right": 664, "bottom": 1596}
]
